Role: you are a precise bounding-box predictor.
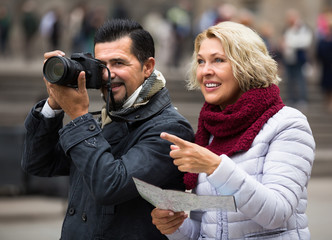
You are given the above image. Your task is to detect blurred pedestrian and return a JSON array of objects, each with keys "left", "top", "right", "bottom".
[
  {"left": 236, "top": 8, "right": 255, "bottom": 28},
  {"left": 151, "top": 21, "right": 315, "bottom": 240},
  {"left": 68, "top": 2, "right": 87, "bottom": 53},
  {"left": 143, "top": 12, "right": 174, "bottom": 69},
  {"left": 196, "top": 7, "right": 218, "bottom": 33},
  {"left": 214, "top": 3, "right": 237, "bottom": 24},
  {"left": 21, "top": 0, "right": 39, "bottom": 59},
  {"left": 109, "top": 0, "right": 129, "bottom": 19},
  {"left": 259, "top": 21, "right": 282, "bottom": 62},
  {"left": 39, "top": 7, "right": 62, "bottom": 51},
  {"left": 70, "top": 5, "right": 106, "bottom": 53},
  {"left": 0, "top": 4, "right": 11, "bottom": 56},
  {"left": 316, "top": 8, "right": 332, "bottom": 112},
  {"left": 317, "top": 7, "right": 331, "bottom": 39},
  {"left": 166, "top": 0, "right": 192, "bottom": 68},
  {"left": 281, "top": 9, "right": 313, "bottom": 110}
]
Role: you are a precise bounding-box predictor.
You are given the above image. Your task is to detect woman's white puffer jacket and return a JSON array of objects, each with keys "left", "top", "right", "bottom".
[{"left": 167, "top": 106, "right": 315, "bottom": 240}]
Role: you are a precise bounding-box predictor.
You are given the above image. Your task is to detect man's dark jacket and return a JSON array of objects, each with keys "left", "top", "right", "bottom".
[{"left": 22, "top": 88, "right": 194, "bottom": 239}]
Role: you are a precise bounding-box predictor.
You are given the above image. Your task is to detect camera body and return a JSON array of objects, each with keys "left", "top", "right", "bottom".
[{"left": 43, "top": 53, "right": 104, "bottom": 89}]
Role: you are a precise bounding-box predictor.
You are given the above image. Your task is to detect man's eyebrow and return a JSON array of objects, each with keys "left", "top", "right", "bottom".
[
  {"left": 110, "top": 58, "right": 125, "bottom": 62},
  {"left": 98, "top": 59, "right": 107, "bottom": 65},
  {"left": 97, "top": 58, "right": 126, "bottom": 65}
]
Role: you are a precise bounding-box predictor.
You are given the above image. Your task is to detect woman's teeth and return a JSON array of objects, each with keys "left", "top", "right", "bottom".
[{"left": 205, "top": 83, "right": 220, "bottom": 88}]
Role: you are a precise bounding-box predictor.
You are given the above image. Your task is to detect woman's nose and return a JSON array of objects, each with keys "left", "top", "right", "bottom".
[{"left": 202, "top": 62, "right": 214, "bottom": 75}]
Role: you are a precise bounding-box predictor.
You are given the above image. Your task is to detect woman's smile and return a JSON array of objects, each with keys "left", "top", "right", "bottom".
[{"left": 204, "top": 81, "right": 222, "bottom": 91}]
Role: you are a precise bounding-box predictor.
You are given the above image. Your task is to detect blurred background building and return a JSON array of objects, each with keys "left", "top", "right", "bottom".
[
  {"left": 0, "top": 0, "right": 330, "bottom": 64},
  {"left": 0, "top": 0, "right": 332, "bottom": 239}
]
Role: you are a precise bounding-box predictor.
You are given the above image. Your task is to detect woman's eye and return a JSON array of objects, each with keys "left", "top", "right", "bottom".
[
  {"left": 197, "top": 59, "right": 204, "bottom": 64},
  {"left": 215, "top": 58, "right": 224, "bottom": 63}
]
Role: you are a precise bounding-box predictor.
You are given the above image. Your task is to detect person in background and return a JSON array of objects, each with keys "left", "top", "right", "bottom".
[
  {"left": 22, "top": 19, "right": 194, "bottom": 239},
  {"left": 21, "top": 0, "right": 39, "bottom": 59},
  {"left": 281, "top": 8, "right": 313, "bottom": 111},
  {"left": 316, "top": 8, "right": 332, "bottom": 112},
  {"left": 151, "top": 21, "right": 315, "bottom": 240},
  {"left": 0, "top": 4, "right": 11, "bottom": 56}
]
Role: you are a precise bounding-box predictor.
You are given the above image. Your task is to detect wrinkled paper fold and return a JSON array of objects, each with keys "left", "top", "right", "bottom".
[{"left": 133, "top": 177, "right": 237, "bottom": 212}]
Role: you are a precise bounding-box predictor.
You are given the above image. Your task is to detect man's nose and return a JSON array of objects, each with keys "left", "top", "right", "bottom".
[{"left": 103, "top": 66, "right": 115, "bottom": 80}]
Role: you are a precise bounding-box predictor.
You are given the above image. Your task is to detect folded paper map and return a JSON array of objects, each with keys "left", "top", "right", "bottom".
[{"left": 133, "top": 177, "right": 237, "bottom": 212}]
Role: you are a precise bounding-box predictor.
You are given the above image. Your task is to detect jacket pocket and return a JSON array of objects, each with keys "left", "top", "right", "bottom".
[{"left": 245, "top": 228, "right": 287, "bottom": 239}]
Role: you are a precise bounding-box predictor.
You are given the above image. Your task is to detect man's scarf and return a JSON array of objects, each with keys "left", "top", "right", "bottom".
[
  {"left": 101, "top": 70, "right": 166, "bottom": 127},
  {"left": 184, "top": 84, "right": 285, "bottom": 190}
]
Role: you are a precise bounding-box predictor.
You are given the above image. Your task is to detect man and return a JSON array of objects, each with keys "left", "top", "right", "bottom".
[{"left": 22, "top": 19, "right": 194, "bottom": 239}]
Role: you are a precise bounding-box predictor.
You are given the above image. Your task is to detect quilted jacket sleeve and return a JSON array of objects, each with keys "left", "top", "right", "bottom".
[{"left": 207, "top": 107, "right": 315, "bottom": 229}]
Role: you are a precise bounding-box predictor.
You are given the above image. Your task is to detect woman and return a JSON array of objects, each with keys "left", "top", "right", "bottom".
[{"left": 151, "top": 21, "right": 315, "bottom": 239}]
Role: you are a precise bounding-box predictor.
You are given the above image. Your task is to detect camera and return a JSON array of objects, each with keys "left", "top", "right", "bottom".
[{"left": 43, "top": 53, "right": 104, "bottom": 89}]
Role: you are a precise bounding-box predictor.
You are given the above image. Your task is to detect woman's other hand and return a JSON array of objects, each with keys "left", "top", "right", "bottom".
[{"left": 151, "top": 208, "right": 187, "bottom": 235}]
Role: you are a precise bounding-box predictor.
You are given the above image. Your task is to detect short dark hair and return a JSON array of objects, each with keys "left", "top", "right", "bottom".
[{"left": 94, "top": 19, "right": 155, "bottom": 66}]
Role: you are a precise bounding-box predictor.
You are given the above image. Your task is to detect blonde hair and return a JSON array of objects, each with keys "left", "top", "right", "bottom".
[{"left": 187, "top": 21, "right": 281, "bottom": 91}]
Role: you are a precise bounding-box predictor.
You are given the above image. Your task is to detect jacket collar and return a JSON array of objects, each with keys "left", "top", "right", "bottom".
[{"left": 109, "top": 87, "right": 171, "bottom": 122}]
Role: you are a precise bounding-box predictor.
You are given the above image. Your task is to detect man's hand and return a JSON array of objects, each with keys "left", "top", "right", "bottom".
[
  {"left": 43, "top": 50, "right": 65, "bottom": 110},
  {"left": 151, "top": 208, "right": 187, "bottom": 235},
  {"left": 160, "top": 132, "right": 221, "bottom": 175},
  {"left": 43, "top": 50, "right": 89, "bottom": 120}
]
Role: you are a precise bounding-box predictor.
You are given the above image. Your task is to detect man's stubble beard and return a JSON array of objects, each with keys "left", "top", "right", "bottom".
[
  {"left": 109, "top": 93, "right": 127, "bottom": 111},
  {"left": 101, "top": 88, "right": 127, "bottom": 111}
]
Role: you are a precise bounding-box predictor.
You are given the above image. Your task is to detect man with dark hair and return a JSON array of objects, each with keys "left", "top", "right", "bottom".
[
  {"left": 22, "top": 19, "right": 194, "bottom": 239},
  {"left": 94, "top": 19, "right": 155, "bottom": 65}
]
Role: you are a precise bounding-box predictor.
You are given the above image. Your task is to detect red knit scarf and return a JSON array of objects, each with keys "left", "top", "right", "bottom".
[{"left": 184, "top": 84, "right": 285, "bottom": 190}]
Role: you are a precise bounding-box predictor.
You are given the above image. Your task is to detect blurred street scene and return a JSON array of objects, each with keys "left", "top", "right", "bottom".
[{"left": 1, "top": 0, "right": 332, "bottom": 239}]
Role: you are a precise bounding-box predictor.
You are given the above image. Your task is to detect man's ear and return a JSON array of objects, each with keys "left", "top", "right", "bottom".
[{"left": 143, "top": 57, "right": 155, "bottom": 78}]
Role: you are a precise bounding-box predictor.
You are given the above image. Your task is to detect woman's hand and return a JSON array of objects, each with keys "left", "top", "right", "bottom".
[
  {"left": 161, "top": 132, "right": 221, "bottom": 175},
  {"left": 151, "top": 208, "right": 187, "bottom": 235}
]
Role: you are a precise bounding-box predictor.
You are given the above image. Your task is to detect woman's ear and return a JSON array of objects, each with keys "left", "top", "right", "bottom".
[{"left": 143, "top": 57, "right": 155, "bottom": 78}]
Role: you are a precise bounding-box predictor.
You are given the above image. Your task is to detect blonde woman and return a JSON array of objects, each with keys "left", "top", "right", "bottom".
[{"left": 151, "top": 21, "right": 315, "bottom": 240}]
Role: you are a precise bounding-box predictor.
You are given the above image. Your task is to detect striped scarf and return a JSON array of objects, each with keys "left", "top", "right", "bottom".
[{"left": 101, "top": 69, "right": 166, "bottom": 127}]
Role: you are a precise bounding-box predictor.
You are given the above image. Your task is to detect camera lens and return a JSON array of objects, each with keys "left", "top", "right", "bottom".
[
  {"left": 43, "top": 57, "right": 67, "bottom": 84},
  {"left": 52, "top": 62, "right": 65, "bottom": 80},
  {"left": 43, "top": 53, "right": 101, "bottom": 88}
]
